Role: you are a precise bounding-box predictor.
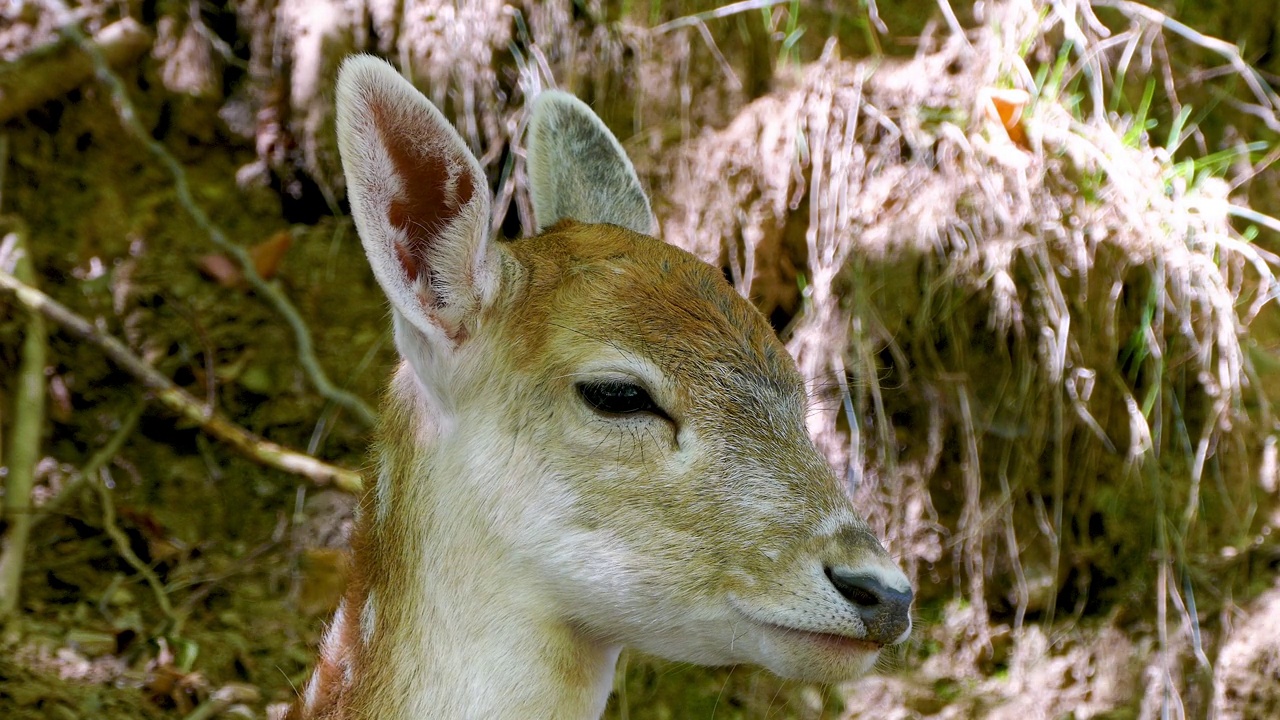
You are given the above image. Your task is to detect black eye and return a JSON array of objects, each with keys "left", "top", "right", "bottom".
[{"left": 577, "top": 381, "right": 669, "bottom": 419}]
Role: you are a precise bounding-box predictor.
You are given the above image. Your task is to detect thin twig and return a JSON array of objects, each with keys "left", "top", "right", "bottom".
[
  {"left": 0, "top": 267, "right": 363, "bottom": 493},
  {"left": 43, "top": 0, "right": 377, "bottom": 427},
  {"left": 651, "top": 0, "right": 792, "bottom": 34},
  {"left": 172, "top": 537, "right": 276, "bottom": 630},
  {"left": 90, "top": 470, "right": 177, "bottom": 627},
  {"left": 936, "top": 0, "right": 972, "bottom": 48},
  {"left": 1227, "top": 204, "right": 1280, "bottom": 236}
]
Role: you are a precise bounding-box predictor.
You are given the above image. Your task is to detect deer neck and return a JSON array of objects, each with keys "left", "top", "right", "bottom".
[{"left": 347, "top": 363, "right": 621, "bottom": 719}]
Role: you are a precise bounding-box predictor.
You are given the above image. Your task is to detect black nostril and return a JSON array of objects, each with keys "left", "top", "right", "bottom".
[
  {"left": 825, "top": 566, "right": 913, "bottom": 644},
  {"left": 826, "top": 566, "right": 886, "bottom": 607},
  {"left": 839, "top": 578, "right": 879, "bottom": 608}
]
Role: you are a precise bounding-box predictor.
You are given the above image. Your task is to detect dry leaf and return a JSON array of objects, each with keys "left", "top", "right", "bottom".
[
  {"left": 197, "top": 253, "right": 241, "bottom": 286},
  {"left": 197, "top": 230, "right": 293, "bottom": 287},
  {"left": 982, "top": 87, "right": 1030, "bottom": 147},
  {"left": 250, "top": 230, "right": 293, "bottom": 279}
]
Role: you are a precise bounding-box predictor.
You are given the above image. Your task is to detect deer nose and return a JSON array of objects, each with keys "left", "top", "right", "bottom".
[{"left": 825, "top": 567, "right": 913, "bottom": 644}]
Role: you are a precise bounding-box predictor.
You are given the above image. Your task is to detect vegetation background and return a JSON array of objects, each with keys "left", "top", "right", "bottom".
[{"left": 0, "top": 0, "right": 1278, "bottom": 717}]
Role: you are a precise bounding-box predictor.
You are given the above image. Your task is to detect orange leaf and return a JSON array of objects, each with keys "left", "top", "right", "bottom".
[
  {"left": 983, "top": 88, "right": 1030, "bottom": 147},
  {"left": 250, "top": 230, "right": 293, "bottom": 280}
]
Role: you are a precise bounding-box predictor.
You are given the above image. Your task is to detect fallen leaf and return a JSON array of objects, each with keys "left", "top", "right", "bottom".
[
  {"left": 250, "top": 230, "right": 293, "bottom": 279},
  {"left": 197, "top": 254, "right": 241, "bottom": 287},
  {"left": 982, "top": 87, "right": 1030, "bottom": 147}
]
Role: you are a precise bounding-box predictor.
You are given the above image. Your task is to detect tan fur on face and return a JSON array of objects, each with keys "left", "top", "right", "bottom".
[{"left": 460, "top": 222, "right": 892, "bottom": 660}]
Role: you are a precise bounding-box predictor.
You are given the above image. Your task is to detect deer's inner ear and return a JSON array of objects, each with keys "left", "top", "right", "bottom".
[
  {"left": 368, "top": 99, "right": 476, "bottom": 293},
  {"left": 335, "top": 55, "right": 497, "bottom": 347}
]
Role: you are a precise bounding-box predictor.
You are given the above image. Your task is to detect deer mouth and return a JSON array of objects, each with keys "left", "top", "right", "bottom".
[
  {"left": 728, "top": 599, "right": 884, "bottom": 656},
  {"left": 750, "top": 619, "right": 884, "bottom": 654}
]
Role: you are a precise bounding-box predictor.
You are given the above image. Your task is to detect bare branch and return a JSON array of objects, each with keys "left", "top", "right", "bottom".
[
  {"left": 91, "top": 470, "right": 176, "bottom": 627},
  {"left": 0, "top": 265, "right": 364, "bottom": 493},
  {"left": 0, "top": 19, "right": 151, "bottom": 122},
  {"left": 32, "top": 402, "right": 145, "bottom": 527},
  {"left": 651, "top": 0, "right": 792, "bottom": 34}
]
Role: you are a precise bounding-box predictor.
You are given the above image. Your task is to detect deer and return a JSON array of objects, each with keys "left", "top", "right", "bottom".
[{"left": 285, "top": 55, "right": 914, "bottom": 719}]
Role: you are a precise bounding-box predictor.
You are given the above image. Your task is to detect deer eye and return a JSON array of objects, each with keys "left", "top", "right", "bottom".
[{"left": 577, "top": 381, "right": 669, "bottom": 420}]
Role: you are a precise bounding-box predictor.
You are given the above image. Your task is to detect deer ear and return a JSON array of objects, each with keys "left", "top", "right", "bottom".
[
  {"left": 336, "top": 55, "right": 496, "bottom": 347},
  {"left": 526, "top": 91, "right": 656, "bottom": 236}
]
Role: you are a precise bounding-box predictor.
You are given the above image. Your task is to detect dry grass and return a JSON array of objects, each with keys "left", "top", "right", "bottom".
[{"left": 653, "top": 0, "right": 1279, "bottom": 715}]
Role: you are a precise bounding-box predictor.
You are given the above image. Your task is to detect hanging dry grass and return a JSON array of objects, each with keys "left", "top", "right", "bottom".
[
  {"left": 655, "top": 0, "right": 1279, "bottom": 713},
  {"left": 224, "top": 0, "right": 762, "bottom": 227}
]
